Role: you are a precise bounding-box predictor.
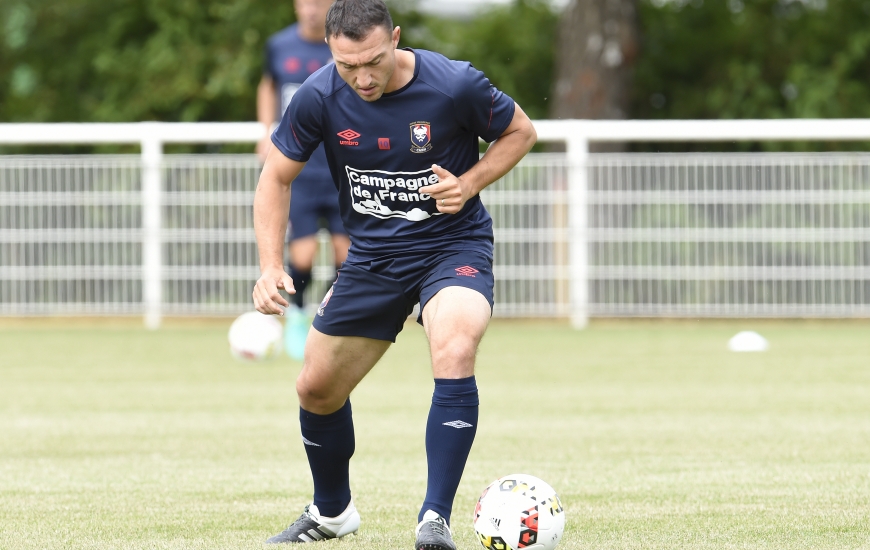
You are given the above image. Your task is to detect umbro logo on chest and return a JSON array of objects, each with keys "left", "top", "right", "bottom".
[{"left": 337, "top": 129, "right": 360, "bottom": 146}]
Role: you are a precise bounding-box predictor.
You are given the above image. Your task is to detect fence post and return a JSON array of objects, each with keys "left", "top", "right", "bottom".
[
  {"left": 141, "top": 125, "right": 163, "bottom": 329},
  {"left": 566, "top": 133, "right": 589, "bottom": 329}
]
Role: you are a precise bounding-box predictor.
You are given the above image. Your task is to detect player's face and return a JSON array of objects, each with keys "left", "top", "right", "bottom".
[
  {"left": 329, "top": 26, "right": 400, "bottom": 102},
  {"left": 295, "top": 0, "right": 332, "bottom": 38}
]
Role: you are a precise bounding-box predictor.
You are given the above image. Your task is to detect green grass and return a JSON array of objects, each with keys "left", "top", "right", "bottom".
[{"left": 1, "top": 318, "right": 869, "bottom": 549}]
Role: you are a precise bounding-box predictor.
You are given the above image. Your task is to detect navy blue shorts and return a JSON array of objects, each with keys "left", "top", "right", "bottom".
[
  {"left": 312, "top": 250, "right": 494, "bottom": 342},
  {"left": 289, "top": 181, "right": 346, "bottom": 240}
]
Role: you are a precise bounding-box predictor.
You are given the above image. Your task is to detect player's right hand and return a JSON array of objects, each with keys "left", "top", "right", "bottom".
[{"left": 252, "top": 267, "right": 296, "bottom": 316}]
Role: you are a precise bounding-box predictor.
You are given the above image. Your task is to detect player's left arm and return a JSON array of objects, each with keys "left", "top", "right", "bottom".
[{"left": 422, "top": 103, "right": 537, "bottom": 214}]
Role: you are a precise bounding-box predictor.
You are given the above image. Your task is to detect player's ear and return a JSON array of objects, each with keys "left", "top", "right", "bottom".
[{"left": 392, "top": 26, "right": 401, "bottom": 47}]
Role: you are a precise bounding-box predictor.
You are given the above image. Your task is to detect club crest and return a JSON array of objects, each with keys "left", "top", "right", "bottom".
[{"left": 409, "top": 122, "right": 432, "bottom": 153}]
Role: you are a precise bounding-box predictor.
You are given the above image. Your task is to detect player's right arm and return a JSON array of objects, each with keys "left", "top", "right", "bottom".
[
  {"left": 254, "top": 72, "right": 326, "bottom": 314},
  {"left": 252, "top": 148, "right": 306, "bottom": 315}
]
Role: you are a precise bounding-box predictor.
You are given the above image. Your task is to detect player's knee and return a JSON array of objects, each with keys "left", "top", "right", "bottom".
[
  {"left": 296, "top": 373, "right": 344, "bottom": 413},
  {"left": 430, "top": 337, "right": 478, "bottom": 376},
  {"left": 295, "top": 375, "right": 324, "bottom": 406}
]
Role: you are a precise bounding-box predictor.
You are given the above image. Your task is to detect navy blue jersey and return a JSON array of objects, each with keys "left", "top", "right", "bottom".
[
  {"left": 272, "top": 48, "right": 516, "bottom": 258},
  {"left": 263, "top": 23, "right": 332, "bottom": 187}
]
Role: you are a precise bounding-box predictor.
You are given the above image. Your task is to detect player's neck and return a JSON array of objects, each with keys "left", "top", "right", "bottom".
[{"left": 385, "top": 49, "right": 415, "bottom": 94}]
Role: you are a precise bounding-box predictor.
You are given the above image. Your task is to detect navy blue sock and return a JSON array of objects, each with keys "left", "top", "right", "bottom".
[
  {"left": 419, "top": 376, "right": 479, "bottom": 525},
  {"left": 288, "top": 266, "right": 311, "bottom": 309},
  {"left": 299, "top": 400, "right": 354, "bottom": 517}
]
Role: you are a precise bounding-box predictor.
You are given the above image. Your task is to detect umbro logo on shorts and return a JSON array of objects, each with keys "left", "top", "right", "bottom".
[
  {"left": 442, "top": 420, "right": 474, "bottom": 429},
  {"left": 455, "top": 266, "right": 479, "bottom": 277},
  {"left": 317, "top": 279, "right": 336, "bottom": 317}
]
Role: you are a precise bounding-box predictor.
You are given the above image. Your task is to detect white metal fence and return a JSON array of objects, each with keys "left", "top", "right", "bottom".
[
  {"left": 0, "top": 152, "right": 571, "bottom": 322},
  {"left": 585, "top": 153, "right": 870, "bottom": 318},
  {"left": 2, "top": 120, "right": 870, "bottom": 327}
]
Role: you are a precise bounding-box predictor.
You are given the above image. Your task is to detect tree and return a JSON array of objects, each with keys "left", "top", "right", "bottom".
[
  {"left": 397, "top": 0, "right": 559, "bottom": 121},
  {"left": 0, "top": 0, "right": 559, "bottom": 126},
  {"left": 630, "top": 0, "right": 870, "bottom": 150},
  {"left": 0, "top": 0, "right": 295, "bottom": 124},
  {"left": 550, "top": 0, "right": 639, "bottom": 121}
]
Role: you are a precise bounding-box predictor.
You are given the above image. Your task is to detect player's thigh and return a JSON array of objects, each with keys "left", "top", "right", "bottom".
[
  {"left": 422, "top": 286, "right": 492, "bottom": 379},
  {"left": 289, "top": 236, "right": 319, "bottom": 271},
  {"left": 313, "top": 262, "right": 415, "bottom": 342},
  {"left": 298, "top": 326, "right": 391, "bottom": 414}
]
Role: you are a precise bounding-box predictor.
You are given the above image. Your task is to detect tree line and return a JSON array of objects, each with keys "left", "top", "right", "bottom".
[{"left": 3, "top": 0, "right": 870, "bottom": 130}]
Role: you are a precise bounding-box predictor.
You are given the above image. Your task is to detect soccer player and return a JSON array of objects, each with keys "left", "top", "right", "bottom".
[
  {"left": 252, "top": 0, "right": 537, "bottom": 547},
  {"left": 256, "top": 0, "right": 351, "bottom": 360}
]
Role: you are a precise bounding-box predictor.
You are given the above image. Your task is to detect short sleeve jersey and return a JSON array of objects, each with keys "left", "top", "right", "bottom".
[
  {"left": 271, "top": 48, "right": 516, "bottom": 258},
  {"left": 263, "top": 23, "right": 332, "bottom": 187}
]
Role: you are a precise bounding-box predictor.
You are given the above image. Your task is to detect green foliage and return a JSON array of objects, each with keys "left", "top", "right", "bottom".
[
  {"left": 10, "top": 0, "right": 870, "bottom": 145},
  {"left": 397, "top": 0, "right": 559, "bottom": 120},
  {"left": 0, "top": 0, "right": 296, "bottom": 123},
  {"left": 632, "top": 0, "right": 870, "bottom": 143},
  {"left": 0, "top": 0, "right": 557, "bottom": 124}
]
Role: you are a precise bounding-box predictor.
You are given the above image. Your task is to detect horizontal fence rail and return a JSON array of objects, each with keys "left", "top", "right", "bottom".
[{"left": 2, "top": 121, "right": 870, "bottom": 327}]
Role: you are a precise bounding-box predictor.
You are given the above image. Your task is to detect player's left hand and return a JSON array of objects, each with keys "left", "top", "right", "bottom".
[{"left": 420, "top": 164, "right": 469, "bottom": 214}]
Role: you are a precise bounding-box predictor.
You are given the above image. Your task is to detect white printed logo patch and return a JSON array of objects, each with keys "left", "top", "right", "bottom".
[
  {"left": 344, "top": 165, "right": 442, "bottom": 221},
  {"left": 442, "top": 420, "right": 474, "bottom": 429}
]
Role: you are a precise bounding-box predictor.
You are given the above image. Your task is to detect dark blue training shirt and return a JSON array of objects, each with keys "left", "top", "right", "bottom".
[
  {"left": 263, "top": 23, "right": 333, "bottom": 187},
  {"left": 271, "top": 48, "right": 516, "bottom": 258}
]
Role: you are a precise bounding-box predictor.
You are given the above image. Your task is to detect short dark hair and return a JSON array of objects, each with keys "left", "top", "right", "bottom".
[{"left": 325, "top": 0, "right": 393, "bottom": 41}]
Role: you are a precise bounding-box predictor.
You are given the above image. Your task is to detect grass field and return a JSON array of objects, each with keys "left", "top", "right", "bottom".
[{"left": 1, "top": 318, "right": 869, "bottom": 550}]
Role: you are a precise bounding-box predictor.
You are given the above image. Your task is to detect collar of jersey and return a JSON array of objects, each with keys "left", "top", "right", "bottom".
[{"left": 381, "top": 48, "right": 420, "bottom": 98}]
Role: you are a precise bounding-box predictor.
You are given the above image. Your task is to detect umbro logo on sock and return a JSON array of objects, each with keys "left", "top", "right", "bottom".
[
  {"left": 302, "top": 436, "right": 322, "bottom": 447},
  {"left": 442, "top": 420, "right": 474, "bottom": 429}
]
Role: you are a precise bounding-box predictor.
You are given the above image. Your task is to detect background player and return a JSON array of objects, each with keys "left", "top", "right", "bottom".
[
  {"left": 256, "top": 0, "right": 350, "bottom": 360},
  {"left": 252, "top": 0, "right": 537, "bottom": 547}
]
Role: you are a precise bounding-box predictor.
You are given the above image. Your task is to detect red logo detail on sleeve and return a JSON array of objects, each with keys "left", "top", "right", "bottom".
[
  {"left": 378, "top": 138, "right": 390, "bottom": 150},
  {"left": 337, "top": 129, "right": 361, "bottom": 146},
  {"left": 455, "top": 266, "right": 479, "bottom": 277}
]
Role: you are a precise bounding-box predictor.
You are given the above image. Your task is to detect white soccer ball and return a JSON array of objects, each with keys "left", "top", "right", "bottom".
[
  {"left": 227, "top": 311, "right": 283, "bottom": 361},
  {"left": 473, "top": 474, "right": 565, "bottom": 550}
]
